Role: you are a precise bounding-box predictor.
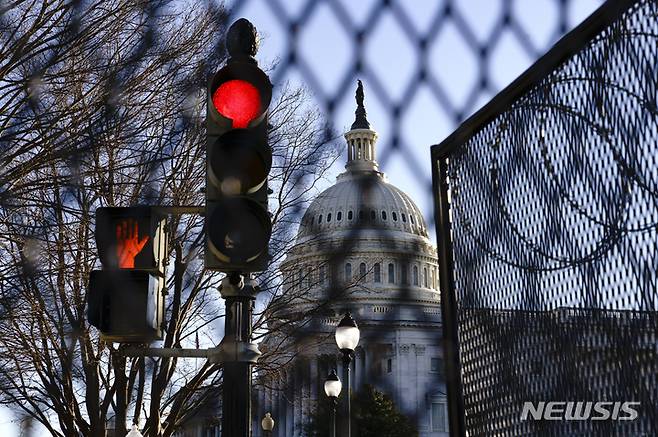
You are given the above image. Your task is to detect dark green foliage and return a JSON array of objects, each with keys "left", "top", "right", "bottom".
[
  {"left": 352, "top": 385, "right": 418, "bottom": 437},
  {"left": 302, "top": 395, "right": 333, "bottom": 437},
  {"left": 304, "top": 385, "right": 418, "bottom": 437}
]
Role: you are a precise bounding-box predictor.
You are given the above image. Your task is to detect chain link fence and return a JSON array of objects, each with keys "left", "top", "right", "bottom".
[
  {"left": 228, "top": 0, "right": 603, "bottom": 228},
  {"left": 433, "top": 0, "right": 658, "bottom": 434},
  {"left": 0, "top": 0, "right": 626, "bottom": 436}
]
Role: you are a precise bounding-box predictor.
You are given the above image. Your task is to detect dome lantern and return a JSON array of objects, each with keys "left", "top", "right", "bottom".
[
  {"left": 345, "top": 80, "right": 379, "bottom": 173},
  {"left": 295, "top": 80, "right": 431, "bottom": 242}
]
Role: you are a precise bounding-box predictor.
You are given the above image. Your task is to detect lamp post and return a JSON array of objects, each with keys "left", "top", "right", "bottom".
[
  {"left": 335, "top": 312, "right": 360, "bottom": 437},
  {"left": 261, "top": 412, "right": 274, "bottom": 436},
  {"left": 125, "top": 424, "right": 143, "bottom": 437},
  {"left": 324, "top": 370, "right": 342, "bottom": 437}
]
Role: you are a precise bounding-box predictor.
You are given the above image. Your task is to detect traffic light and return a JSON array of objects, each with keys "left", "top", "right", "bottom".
[
  {"left": 205, "top": 19, "right": 273, "bottom": 273},
  {"left": 87, "top": 207, "right": 168, "bottom": 342}
]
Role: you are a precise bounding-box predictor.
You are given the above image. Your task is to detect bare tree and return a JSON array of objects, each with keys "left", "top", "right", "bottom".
[{"left": 0, "top": 1, "right": 343, "bottom": 436}]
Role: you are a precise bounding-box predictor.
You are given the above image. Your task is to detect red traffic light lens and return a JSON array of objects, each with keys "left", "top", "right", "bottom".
[{"left": 212, "top": 79, "right": 261, "bottom": 129}]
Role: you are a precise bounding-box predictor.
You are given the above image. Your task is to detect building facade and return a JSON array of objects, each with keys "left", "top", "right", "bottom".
[{"left": 253, "top": 82, "right": 447, "bottom": 436}]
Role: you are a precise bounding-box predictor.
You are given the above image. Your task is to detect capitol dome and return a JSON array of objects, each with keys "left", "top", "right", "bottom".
[
  {"left": 280, "top": 79, "right": 439, "bottom": 306},
  {"left": 297, "top": 171, "right": 429, "bottom": 241},
  {"left": 297, "top": 81, "right": 429, "bottom": 243},
  {"left": 256, "top": 81, "right": 446, "bottom": 437}
]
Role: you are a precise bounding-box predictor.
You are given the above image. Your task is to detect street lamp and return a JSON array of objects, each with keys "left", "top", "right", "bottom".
[
  {"left": 125, "top": 424, "right": 143, "bottom": 437},
  {"left": 335, "top": 312, "right": 360, "bottom": 437},
  {"left": 261, "top": 412, "right": 275, "bottom": 436},
  {"left": 324, "top": 370, "right": 342, "bottom": 437}
]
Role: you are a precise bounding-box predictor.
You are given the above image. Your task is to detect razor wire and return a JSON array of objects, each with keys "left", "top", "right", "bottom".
[
  {"left": 0, "top": 0, "right": 619, "bottom": 435},
  {"left": 435, "top": 0, "right": 658, "bottom": 434}
]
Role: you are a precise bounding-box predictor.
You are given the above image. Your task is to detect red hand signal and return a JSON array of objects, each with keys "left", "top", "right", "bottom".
[{"left": 116, "top": 219, "right": 149, "bottom": 268}]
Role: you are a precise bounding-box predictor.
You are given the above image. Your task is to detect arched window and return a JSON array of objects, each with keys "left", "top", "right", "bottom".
[
  {"left": 374, "top": 263, "right": 381, "bottom": 283},
  {"left": 306, "top": 267, "right": 312, "bottom": 287},
  {"left": 337, "top": 211, "right": 342, "bottom": 221},
  {"left": 413, "top": 265, "right": 419, "bottom": 286},
  {"left": 401, "top": 263, "right": 408, "bottom": 284},
  {"left": 429, "top": 268, "right": 434, "bottom": 289},
  {"left": 348, "top": 210, "right": 353, "bottom": 220},
  {"left": 359, "top": 262, "right": 366, "bottom": 278},
  {"left": 402, "top": 213, "right": 406, "bottom": 223},
  {"left": 382, "top": 210, "right": 387, "bottom": 220},
  {"left": 424, "top": 267, "right": 428, "bottom": 287},
  {"left": 345, "top": 263, "right": 352, "bottom": 280},
  {"left": 298, "top": 268, "right": 303, "bottom": 288},
  {"left": 370, "top": 210, "right": 376, "bottom": 221},
  {"left": 392, "top": 212, "right": 398, "bottom": 221},
  {"left": 327, "top": 213, "right": 332, "bottom": 222},
  {"left": 318, "top": 215, "right": 323, "bottom": 224},
  {"left": 320, "top": 265, "right": 326, "bottom": 284},
  {"left": 410, "top": 215, "right": 415, "bottom": 224},
  {"left": 359, "top": 210, "right": 364, "bottom": 221},
  {"left": 388, "top": 263, "right": 395, "bottom": 283}
]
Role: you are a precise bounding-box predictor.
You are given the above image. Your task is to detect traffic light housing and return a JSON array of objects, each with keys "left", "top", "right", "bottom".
[
  {"left": 87, "top": 270, "right": 165, "bottom": 341},
  {"left": 87, "top": 207, "right": 168, "bottom": 342},
  {"left": 205, "top": 19, "right": 273, "bottom": 273}
]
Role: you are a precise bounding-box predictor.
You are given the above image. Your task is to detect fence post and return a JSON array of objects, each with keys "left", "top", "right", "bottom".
[{"left": 432, "top": 155, "right": 465, "bottom": 437}]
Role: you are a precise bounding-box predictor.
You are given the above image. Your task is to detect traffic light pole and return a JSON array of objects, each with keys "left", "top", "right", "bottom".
[
  {"left": 203, "top": 19, "right": 272, "bottom": 435},
  {"left": 121, "top": 273, "right": 262, "bottom": 437},
  {"left": 220, "top": 273, "right": 258, "bottom": 437},
  {"left": 93, "top": 18, "right": 271, "bottom": 437}
]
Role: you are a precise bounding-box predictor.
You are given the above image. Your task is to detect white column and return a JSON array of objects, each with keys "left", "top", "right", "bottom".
[
  {"left": 257, "top": 384, "right": 265, "bottom": 437},
  {"left": 282, "top": 373, "right": 290, "bottom": 437},
  {"left": 288, "top": 370, "right": 295, "bottom": 436},
  {"left": 356, "top": 347, "right": 363, "bottom": 390},
  {"left": 414, "top": 345, "right": 420, "bottom": 416},
  {"left": 361, "top": 346, "right": 368, "bottom": 386},
  {"left": 310, "top": 357, "right": 318, "bottom": 412},
  {"left": 308, "top": 358, "right": 314, "bottom": 426},
  {"left": 274, "top": 379, "right": 281, "bottom": 437},
  {"left": 295, "top": 365, "right": 300, "bottom": 434}
]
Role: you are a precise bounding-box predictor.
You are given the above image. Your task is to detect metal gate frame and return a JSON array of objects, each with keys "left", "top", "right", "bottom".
[{"left": 430, "top": 1, "right": 640, "bottom": 435}]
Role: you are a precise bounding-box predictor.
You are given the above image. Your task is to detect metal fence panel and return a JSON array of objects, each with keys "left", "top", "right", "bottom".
[{"left": 432, "top": 0, "right": 658, "bottom": 434}]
